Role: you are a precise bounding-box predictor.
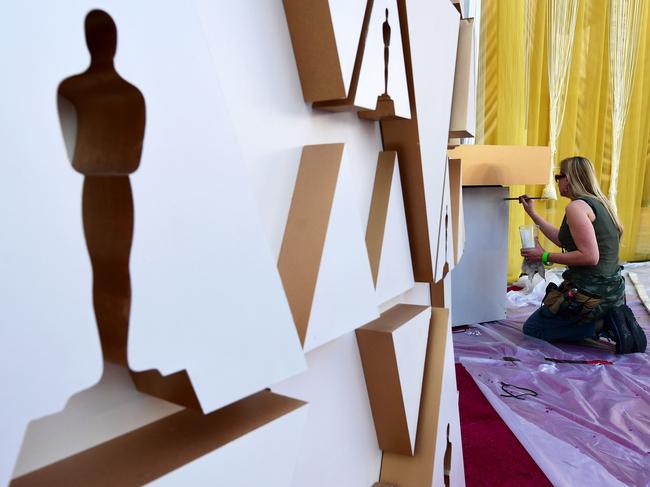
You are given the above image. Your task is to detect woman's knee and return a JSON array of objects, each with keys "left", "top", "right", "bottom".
[
  {"left": 523, "top": 309, "right": 546, "bottom": 339},
  {"left": 523, "top": 319, "right": 543, "bottom": 338}
]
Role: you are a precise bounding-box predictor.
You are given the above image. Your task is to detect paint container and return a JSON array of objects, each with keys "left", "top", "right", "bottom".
[{"left": 519, "top": 224, "right": 538, "bottom": 249}]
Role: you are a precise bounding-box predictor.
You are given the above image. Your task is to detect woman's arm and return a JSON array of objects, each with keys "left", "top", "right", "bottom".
[
  {"left": 518, "top": 195, "right": 561, "bottom": 247},
  {"left": 551, "top": 200, "right": 599, "bottom": 265},
  {"left": 521, "top": 200, "right": 599, "bottom": 266}
]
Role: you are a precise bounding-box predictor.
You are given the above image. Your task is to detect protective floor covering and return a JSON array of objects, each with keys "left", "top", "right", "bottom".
[
  {"left": 454, "top": 263, "right": 650, "bottom": 487},
  {"left": 456, "top": 363, "right": 552, "bottom": 486}
]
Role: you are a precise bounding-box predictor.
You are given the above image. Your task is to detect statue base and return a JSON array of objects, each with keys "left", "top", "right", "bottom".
[{"left": 357, "top": 94, "right": 399, "bottom": 121}]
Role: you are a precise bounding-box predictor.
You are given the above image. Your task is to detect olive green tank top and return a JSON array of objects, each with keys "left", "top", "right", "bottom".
[{"left": 558, "top": 195, "right": 624, "bottom": 310}]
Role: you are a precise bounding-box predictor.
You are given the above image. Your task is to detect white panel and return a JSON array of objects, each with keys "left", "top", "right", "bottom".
[
  {"left": 451, "top": 187, "right": 509, "bottom": 325},
  {"left": 0, "top": 5, "right": 103, "bottom": 485},
  {"left": 393, "top": 307, "right": 430, "bottom": 453},
  {"left": 400, "top": 282, "right": 432, "bottom": 306},
  {"left": 13, "top": 363, "right": 182, "bottom": 478},
  {"left": 148, "top": 404, "right": 308, "bottom": 487},
  {"left": 273, "top": 333, "right": 382, "bottom": 487},
  {"left": 197, "top": 0, "right": 382, "bottom": 258},
  {"left": 431, "top": 295, "right": 465, "bottom": 487},
  {"left": 304, "top": 154, "right": 379, "bottom": 352},
  {"left": 329, "top": 0, "right": 368, "bottom": 96},
  {"left": 355, "top": 0, "right": 410, "bottom": 117},
  {"left": 86, "top": 2, "right": 309, "bottom": 412},
  {"left": 407, "top": 0, "right": 460, "bottom": 267},
  {"left": 379, "top": 282, "right": 431, "bottom": 313},
  {"left": 434, "top": 160, "right": 456, "bottom": 281},
  {"left": 376, "top": 160, "right": 415, "bottom": 304}
]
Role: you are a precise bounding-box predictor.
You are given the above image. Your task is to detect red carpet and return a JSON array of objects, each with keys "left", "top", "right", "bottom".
[{"left": 456, "top": 363, "right": 552, "bottom": 486}]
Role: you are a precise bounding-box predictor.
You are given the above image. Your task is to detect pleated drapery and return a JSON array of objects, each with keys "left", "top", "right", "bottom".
[
  {"left": 477, "top": 0, "right": 650, "bottom": 282},
  {"left": 543, "top": 0, "right": 579, "bottom": 200},
  {"left": 608, "top": 0, "right": 642, "bottom": 213}
]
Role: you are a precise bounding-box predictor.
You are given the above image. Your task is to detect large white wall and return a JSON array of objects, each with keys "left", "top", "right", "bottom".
[{"left": 3, "top": 1, "right": 467, "bottom": 485}]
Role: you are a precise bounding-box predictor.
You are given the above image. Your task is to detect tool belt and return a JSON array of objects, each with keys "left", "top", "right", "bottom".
[{"left": 542, "top": 281, "right": 603, "bottom": 323}]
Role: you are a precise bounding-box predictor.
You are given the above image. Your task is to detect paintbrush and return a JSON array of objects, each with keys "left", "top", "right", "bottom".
[{"left": 503, "top": 197, "right": 548, "bottom": 201}]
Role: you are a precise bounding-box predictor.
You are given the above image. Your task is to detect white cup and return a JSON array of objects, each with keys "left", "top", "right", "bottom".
[{"left": 519, "top": 224, "right": 537, "bottom": 249}]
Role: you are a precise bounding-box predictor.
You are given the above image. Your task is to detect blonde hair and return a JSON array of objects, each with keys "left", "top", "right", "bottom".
[{"left": 560, "top": 156, "right": 624, "bottom": 237}]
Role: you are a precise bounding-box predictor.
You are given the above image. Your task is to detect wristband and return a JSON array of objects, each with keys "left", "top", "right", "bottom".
[{"left": 541, "top": 251, "right": 550, "bottom": 266}]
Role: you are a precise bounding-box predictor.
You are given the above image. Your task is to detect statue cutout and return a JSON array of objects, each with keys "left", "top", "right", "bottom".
[
  {"left": 443, "top": 211, "right": 450, "bottom": 277},
  {"left": 383, "top": 8, "right": 391, "bottom": 96},
  {"left": 358, "top": 7, "right": 398, "bottom": 121},
  {"left": 58, "top": 10, "right": 201, "bottom": 410}
]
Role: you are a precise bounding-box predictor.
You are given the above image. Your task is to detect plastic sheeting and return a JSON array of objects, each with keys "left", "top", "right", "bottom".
[
  {"left": 454, "top": 264, "right": 650, "bottom": 487},
  {"left": 507, "top": 267, "right": 564, "bottom": 308}
]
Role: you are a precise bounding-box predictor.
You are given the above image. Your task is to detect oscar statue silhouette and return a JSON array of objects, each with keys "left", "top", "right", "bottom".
[
  {"left": 359, "top": 8, "right": 398, "bottom": 121},
  {"left": 58, "top": 9, "right": 201, "bottom": 410}
]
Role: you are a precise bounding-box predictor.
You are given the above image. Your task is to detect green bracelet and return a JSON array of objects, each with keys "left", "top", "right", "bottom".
[{"left": 542, "top": 251, "right": 550, "bottom": 266}]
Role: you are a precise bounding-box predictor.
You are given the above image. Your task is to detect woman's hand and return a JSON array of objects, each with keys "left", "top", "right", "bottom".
[
  {"left": 518, "top": 194, "right": 537, "bottom": 217},
  {"left": 521, "top": 238, "right": 545, "bottom": 263}
]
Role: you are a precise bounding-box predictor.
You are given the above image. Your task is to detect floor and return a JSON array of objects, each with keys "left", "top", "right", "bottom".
[
  {"left": 453, "top": 264, "right": 650, "bottom": 487},
  {"left": 456, "top": 363, "right": 552, "bottom": 486}
]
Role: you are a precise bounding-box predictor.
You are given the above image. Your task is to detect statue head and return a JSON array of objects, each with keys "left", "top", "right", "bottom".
[{"left": 85, "top": 10, "right": 117, "bottom": 64}]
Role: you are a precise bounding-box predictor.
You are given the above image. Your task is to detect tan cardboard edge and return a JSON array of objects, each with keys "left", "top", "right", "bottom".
[
  {"left": 430, "top": 279, "right": 447, "bottom": 308},
  {"left": 381, "top": 115, "right": 432, "bottom": 282},
  {"left": 312, "top": 100, "right": 363, "bottom": 112},
  {"left": 356, "top": 327, "right": 411, "bottom": 455},
  {"left": 282, "top": 0, "right": 347, "bottom": 102},
  {"left": 278, "top": 144, "right": 344, "bottom": 346},
  {"left": 448, "top": 129, "right": 474, "bottom": 138},
  {"left": 356, "top": 304, "right": 430, "bottom": 455},
  {"left": 358, "top": 303, "right": 430, "bottom": 334},
  {"left": 433, "top": 160, "right": 451, "bottom": 282},
  {"left": 11, "top": 390, "right": 306, "bottom": 487},
  {"left": 379, "top": 306, "right": 450, "bottom": 486},
  {"left": 449, "top": 19, "right": 475, "bottom": 138},
  {"left": 366, "top": 151, "right": 398, "bottom": 286},
  {"left": 448, "top": 158, "right": 463, "bottom": 265}
]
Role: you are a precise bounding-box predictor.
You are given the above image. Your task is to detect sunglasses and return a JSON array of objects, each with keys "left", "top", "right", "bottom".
[{"left": 554, "top": 173, "right": 567, "bottom": 182}]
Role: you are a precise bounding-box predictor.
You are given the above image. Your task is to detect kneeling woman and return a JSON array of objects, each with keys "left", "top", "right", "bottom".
[{"left": 518, "top": 156, "right": 625, "bottom": 342}]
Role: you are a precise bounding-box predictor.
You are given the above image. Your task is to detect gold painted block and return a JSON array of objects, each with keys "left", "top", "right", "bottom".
[
  {"left": 278, "top": 144, "right": 344, "bottom": 346},
  {"left": 356, "top": 304, "right": 430, "bottom": 456},
  {"left": 447, "top": 144, "right": 551, "bottom": 186},
  {"left": 380, "top": 304, "right": 451, "bottom": 486}
]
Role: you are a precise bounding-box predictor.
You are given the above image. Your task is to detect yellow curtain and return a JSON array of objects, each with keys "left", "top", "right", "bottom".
[
  {"left": 477, "top": 0, "right": 650, "bottom": 282},
  {"left": 544, "top": 0, "right": 579, "bottom": 200},
  {"left": 608, "top": 0, "right": 643, "bottom": 212}
]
